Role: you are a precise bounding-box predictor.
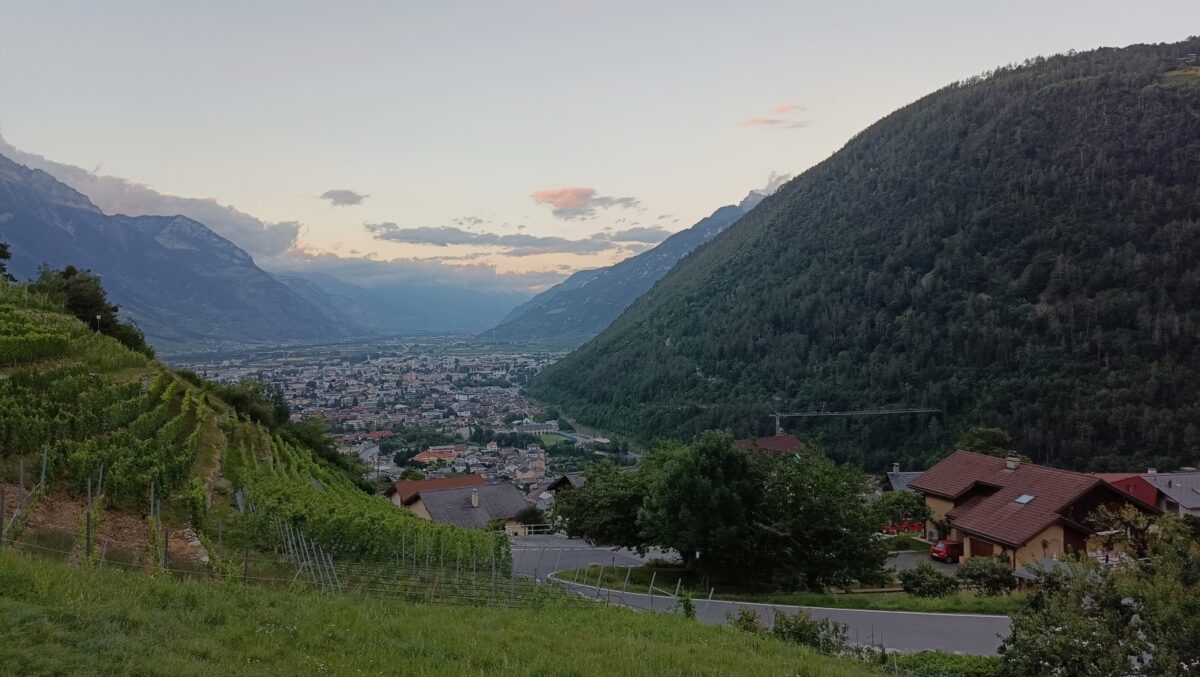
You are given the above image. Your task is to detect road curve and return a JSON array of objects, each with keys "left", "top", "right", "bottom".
[{"left": 549, "top": 574, "right": 1010, "bottom": 656}]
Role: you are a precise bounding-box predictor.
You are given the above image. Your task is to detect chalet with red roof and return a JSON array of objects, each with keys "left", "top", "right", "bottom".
[{"left": 909, "top": 451, "right": 1158, "bottom": 568}]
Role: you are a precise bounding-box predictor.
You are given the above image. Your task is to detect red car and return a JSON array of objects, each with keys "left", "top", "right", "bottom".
[{"left": 930, "top": 540, "right": 963, "bottom": 564}]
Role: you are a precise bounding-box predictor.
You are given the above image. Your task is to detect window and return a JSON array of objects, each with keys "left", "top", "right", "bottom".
[{"left": 1014, "top": 494, "right": 1035, "bottom": 504}]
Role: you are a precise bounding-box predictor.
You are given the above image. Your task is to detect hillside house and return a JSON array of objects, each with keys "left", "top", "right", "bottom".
[
  {"left": 406, "top": 483, "right": 531, "bottom": 534},
  {"left": 909, "top": 451, "right": 1159, "bottom": 568}
]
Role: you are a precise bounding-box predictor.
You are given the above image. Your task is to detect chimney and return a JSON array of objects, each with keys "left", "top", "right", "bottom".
[
  {"left": 470, "top": 488, "right": 479, "bottom": 508},
  {"left": 1005, "top": 455, "right": 1020, "bottom": 470},
  {"left": 892, "top": 463, "right": 901, "bottom": 475}
]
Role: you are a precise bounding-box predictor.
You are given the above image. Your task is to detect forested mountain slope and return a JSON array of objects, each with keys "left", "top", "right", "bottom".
[
  {"left": 0, "top": 153, "right": 351, "bottom": 348},
  {"left": 490, "top": 187, "right": 780, "bottom": 346},
  {"left": 532, "top": 39, "right": 1200, "bottom": 473}
]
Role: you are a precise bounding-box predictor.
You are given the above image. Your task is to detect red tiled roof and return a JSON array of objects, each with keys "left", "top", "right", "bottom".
[
  {"left": 386, "top": 475, "right": 484, "bottom": 504},
  {"left": 911, "top": 450, "right": 1110, "bottom": 548},
  {"left": 734, "top": 434, "right": 805, "bottom": 455}
]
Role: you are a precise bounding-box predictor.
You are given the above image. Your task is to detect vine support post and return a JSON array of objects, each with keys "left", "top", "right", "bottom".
[
  {"left": 39, "top": 447, "right": 47, "bottom": 490},
  {"left": 1, "top": 486, "right": 7, "bottom": 547},
  {"left": 18, "top": 459, "right": 24, "bottom": 508},
  {"left": 85, "top": 477, "right": 93, "bottom": 561},
  {"left": 648, "top": 571, "right": 657, "bottom": 610}
]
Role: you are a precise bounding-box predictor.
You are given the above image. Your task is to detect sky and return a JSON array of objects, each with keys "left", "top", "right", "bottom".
[{"left": 0, "top": 1, "right": 1193, "bottom": 293}]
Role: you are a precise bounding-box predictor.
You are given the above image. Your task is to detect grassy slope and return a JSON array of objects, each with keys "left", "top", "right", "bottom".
[
  {"left": 0, "top": 551, "right": 876, "bottom": 677},
  {"left": 562, "top": 565, "right": 1024, "bottom": 615}
]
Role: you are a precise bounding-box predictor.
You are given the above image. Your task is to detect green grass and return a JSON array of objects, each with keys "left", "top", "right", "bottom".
[
  {"left": 560, "top": 564, "right": 1025, "bottom": 615},
  {"left": 0, "top": 550, "right": 878, "bottom": 676},
  {"left": 884, "top": 533, "right": 925, "bottom": 551},
  {"left": 539, "top": 433, "right": 571, "bottom": 446},
  {"left": 1162, "top": 65, "right": 1200, "bottom": 87}
]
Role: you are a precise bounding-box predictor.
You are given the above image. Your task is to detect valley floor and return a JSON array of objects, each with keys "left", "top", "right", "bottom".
[{"left": 0, "top": 549, "right": 876, "bottom": 677}]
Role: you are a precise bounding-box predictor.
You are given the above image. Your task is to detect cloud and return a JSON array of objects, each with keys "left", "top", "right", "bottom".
[
  {"left": 366, "top": 223, "right": 617, "bottom": 256},
  {"left": 262, "top": 248, "right": 565, "bottom": 294},
  {"left": 741, "top": 103, "right": 811, "bottom": 129},
  {"left": 319, "top": 189, "right": 368, "bottom": 206},
  {"left": 601, "top": 226, "right": 671, "bottom": 243},
  {"left": 0, "top": 135, "right": 299, "bottom": 256},
  {"left": 529, "top": 186, "right": 640, "bottom": 220},
  {"left": 452, "top": 216, "right": 486, "bottom": 227}
]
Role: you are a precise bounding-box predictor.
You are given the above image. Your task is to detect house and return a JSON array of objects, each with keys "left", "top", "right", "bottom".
[
  {"left": 1141, "top": 471, "right": 1200, "bottom": 516},
  {"left": 407, "top": 483, "right": 531, "bottom": 534},
  {"left": 734, "top": 434, "right": 805, "bottom": 455},
  {"left": 526, "top": 473, "right": 587, "bottom": 510},
  {"left": 384, "top": 475, "right": 485, "bottom": 508},
  {"left": 909, "top": 451, "right": 1159, "bottom": 569},
  {"left": 1094, "top": 473, "right": 1161, "bottom": 507},
  {"left": 885, "top": 462, "right": 923, "bottom": 492},
  {"left": 513, "top": 421, "right": 556, "bottom": 434}
]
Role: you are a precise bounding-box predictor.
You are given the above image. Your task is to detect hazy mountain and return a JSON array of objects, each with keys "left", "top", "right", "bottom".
[
  {"left": 275, "top": 270, "right": 528, "bottom": 334},
  {"left": 486, "top": 185, "right": 781, "bottom": 346},
  {"left": 532, "top": 39, "right": 1200, "bottom": 474},
  {"left": 0, "top": 152, "right": 352, "bottom": 349}
]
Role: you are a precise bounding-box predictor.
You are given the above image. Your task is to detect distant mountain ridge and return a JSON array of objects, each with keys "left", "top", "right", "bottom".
[
  {"left": 0, "top": 152, "right": 353, "bottom": 349},
  {"left": 486, "top": 185, "right": 780, "bottom": 346}
]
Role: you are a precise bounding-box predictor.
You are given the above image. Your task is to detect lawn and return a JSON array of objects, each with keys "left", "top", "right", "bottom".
[
  {"left": 560, "top": 564, "right": 1025, "bottom": 616},
  {"left": 0, "top": 550, "right": 878, "bottom": 676},
  {"left": 539, "top": 433, "right": 571, "bottom": 446}
]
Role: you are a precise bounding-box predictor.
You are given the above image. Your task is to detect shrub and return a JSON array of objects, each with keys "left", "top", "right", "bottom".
[
  {"left": 675, "top": 592, "right": 696, "bottom": 620},
  {"left": 956, "top": 556, "right": 1016, "bottom": 596},
  {"left": 899, "top": 561, "right": 959, "bottom": 597},
  {"left": 894, "top": 651, "right": 1003, "bottom": 676},
  {"left": 728, "top": 608, "right": 765, "bottom": 634},
  {"left": 770, "top": 609, "right": 848, "bottom": 654}
]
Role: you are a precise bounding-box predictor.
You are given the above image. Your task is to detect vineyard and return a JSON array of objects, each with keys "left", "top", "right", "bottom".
[{"left": 0, "top": 277, "right": 509, "bottom": 584}]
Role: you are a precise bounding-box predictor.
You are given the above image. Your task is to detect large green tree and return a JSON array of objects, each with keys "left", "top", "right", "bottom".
[
  {"left": 755, "top": 452, "right": 890, "bottom": 589},
  {"left": 639, "top": 432, "right": 762, "bottom": 576},
  {"left": 552, "top": 459, "right": 650, "bottom": 551}
]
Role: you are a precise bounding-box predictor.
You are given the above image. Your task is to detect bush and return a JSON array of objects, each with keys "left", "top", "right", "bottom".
[
  {"left": 770, "top": 609, "right": 847, "bottom": 654},
  {"left": 956, "top": 556, "right": 1016, "bottom": 596},
  {"left": 899, "top": 561, "right": 959, "bottom": 597},
  {"left": 728, "top": 608, "right": 765, "bottom": 634},
  {"left": 675, "top": 592, "right": 696, "bottom": 620},
  {"left": 894, "top": 651, "right": 1003, "bottom": 677}
]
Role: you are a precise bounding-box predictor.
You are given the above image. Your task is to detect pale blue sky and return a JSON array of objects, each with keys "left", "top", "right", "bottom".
[{"left": 0, "top": 1, "right": 1193, "bottom": 289}]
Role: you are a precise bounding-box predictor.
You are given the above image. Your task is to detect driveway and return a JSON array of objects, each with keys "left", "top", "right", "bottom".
[{"left": 887, "top": 550, "right": 958, "bottom": 574}]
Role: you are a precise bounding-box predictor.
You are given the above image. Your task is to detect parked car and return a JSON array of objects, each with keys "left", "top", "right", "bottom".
[{"left": 930, "top": 539, "right": 963, "bottom": 563}]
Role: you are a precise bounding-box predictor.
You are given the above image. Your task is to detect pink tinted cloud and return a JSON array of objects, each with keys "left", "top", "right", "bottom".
[
  {"left": 741, "top": 103, "right": 811, "bottom": 129},
  {"left": 530, "top": 187, "right": 597, "bottom": 210},
  {"left": 530, "top": 186, "right": 639, "bottom": 220}
]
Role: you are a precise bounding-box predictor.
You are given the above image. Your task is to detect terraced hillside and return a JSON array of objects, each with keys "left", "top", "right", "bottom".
[{"left": 0, "top": 278, "right": 507, "bottom": 570}]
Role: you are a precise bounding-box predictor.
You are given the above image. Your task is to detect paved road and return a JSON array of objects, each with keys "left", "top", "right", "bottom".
[{"left": 512, "top": 535, "right": 1010, "bottom": 656}]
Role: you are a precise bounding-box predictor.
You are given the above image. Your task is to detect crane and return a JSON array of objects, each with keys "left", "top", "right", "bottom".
[{"left": 771, "top": 407, "right": 940, "bottom": 434}]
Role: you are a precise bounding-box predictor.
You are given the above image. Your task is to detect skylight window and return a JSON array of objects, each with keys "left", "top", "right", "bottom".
[{"left": 1014, "top": 494, "right": 1035, "bottom": 505}]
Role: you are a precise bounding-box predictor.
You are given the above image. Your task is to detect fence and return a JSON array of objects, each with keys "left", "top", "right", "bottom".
[{"left": 0, "top": 450, "right": 49, "bottom": 547}]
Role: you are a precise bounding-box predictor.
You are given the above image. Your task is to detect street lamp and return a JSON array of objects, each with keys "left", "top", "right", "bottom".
[{"left": 95, "top": 314, "right": 101, "bottom": 332}]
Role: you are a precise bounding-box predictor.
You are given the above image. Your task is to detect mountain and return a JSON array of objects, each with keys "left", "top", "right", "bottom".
[
  {"left": 275, "top": 269, "right": 529, "bottom": 333},
  {"left": 532, "top": 39, "right": 1200, "bottom": 474},
  {"left": 0, "top": 152, "right": 352, "bottom": 348},
  {"left": 487, "top": 188, "right": 776, "bottom": 346}
]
